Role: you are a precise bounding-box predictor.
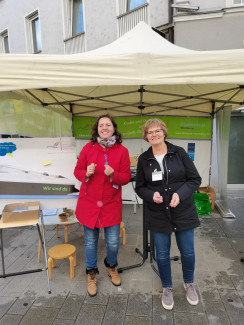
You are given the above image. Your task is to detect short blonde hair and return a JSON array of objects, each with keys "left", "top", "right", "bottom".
[{"left": 142, "top": 119, "right": 168, "bottom": 142}]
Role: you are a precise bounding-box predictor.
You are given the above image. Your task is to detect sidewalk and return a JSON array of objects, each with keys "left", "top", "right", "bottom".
[{"left": 0, "top": 196, "right": 244, "bottom": 325}]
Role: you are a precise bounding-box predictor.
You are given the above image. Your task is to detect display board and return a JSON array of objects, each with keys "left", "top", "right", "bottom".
[
  {"left": 73, "top": 116, "right": 211, "bottom": 140},
  {"left": 0, "top": 137, "right": 79, "bottom": 196}
]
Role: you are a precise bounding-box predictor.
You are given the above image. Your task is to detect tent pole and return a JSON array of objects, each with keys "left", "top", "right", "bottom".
[
  {"left": 215, "top": 106, "right": 236, "bottom": 218},
  {"left": 209, "top": 101, "right": 215, "bottom": 186}
]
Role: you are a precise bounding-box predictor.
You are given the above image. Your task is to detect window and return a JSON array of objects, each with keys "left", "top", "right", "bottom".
[
  {"left": 127, "top": 0, "right": 147, "bottom": 11},
  {"left": 0, "top": 30, "right": 10, "bottom": 53},
  {"left": 72, "top": 0, "right": 84, "bottom": 36},
  {"left": 31, "top": 16, "right": 42, "bottom": 52},
  {"left": 233, "top": 0, "right": 244, "bottom": 4},
  {"left": 25, "top": 11, "right": 42, "bottom": 53},
  {"left": 63, "top": 0, "right": 85, "bottom": 39}
]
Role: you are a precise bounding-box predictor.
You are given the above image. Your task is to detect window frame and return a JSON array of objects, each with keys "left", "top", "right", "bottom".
[
  {"left": 71, "top": 0, "right": 84, "bottom": 37},
  {"left": 63, "top": 0, "right": 85, "bottom": 40},
  {"left": 0, "top": 30, "right": 10, "bottom": 53},
  {"left": 25, "top": 10, "right": 42, "bottom": 54}
]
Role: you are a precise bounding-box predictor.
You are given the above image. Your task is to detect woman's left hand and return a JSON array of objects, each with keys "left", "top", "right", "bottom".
[
  {"left": 170, "top": 193, "right": 180, "bottom": 208},
  {"left": 104, "top": 164, "right": 114, "bottom": 177}
]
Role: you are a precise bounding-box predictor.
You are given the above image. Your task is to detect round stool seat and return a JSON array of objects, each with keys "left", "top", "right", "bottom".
[
  {"left": 48, "top": 244, "right": 77, "bottom": 279},
  {"left": 48, "top": 244, "right": 75, "bottom": 259}
]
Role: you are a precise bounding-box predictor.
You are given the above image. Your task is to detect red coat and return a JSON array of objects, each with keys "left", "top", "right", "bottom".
[{"left": 74, "top": 142, "right": 131, "bottom": 229}]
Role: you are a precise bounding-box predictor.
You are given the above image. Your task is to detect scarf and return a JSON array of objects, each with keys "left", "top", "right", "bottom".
[{"left": 97, "top": 135, "right": 116, "bottom": 147}]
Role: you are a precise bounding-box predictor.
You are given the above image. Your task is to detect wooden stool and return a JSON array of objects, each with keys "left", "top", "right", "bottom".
[
  {"left": 102, "top": 222, "right": 126, "bottom": 245},
  {"left": 38, "top": 223, "right": 81, "bottom": 262},
  {"left": 48, "top": 244, "right": 76, "bottom": 280},
  {"left": 56, "top": 222, "right": 82, "bottom": 243}
]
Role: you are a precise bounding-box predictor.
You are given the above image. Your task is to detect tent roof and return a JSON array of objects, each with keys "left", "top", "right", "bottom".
[{"left": 0, "top": 22, "right": 244, "bottom": 117}]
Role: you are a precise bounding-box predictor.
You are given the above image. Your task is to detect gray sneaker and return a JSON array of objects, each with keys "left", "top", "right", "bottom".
[
  {"left": 184, "top": 283, "right": 199, "bottom": 305},
  {"left": 161, "top": 288, "right": 174, "bottom": 310}
]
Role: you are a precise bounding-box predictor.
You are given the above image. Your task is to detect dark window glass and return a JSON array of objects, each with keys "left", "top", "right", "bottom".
[{"left": 4, "top": 35, "right": 9, "bottom": 53}]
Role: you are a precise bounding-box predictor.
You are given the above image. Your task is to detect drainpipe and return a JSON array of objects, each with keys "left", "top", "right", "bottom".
[{"left": 168, "top": 0, "right": 174, "bottom": 43}]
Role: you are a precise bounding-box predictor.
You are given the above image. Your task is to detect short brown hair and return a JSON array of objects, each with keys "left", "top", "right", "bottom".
[
  {"left": 142, "top": 118, "right": 168, "bottom": 142},
  {"left": 90, "top": 114, "right": 122, "bottom": 144}
]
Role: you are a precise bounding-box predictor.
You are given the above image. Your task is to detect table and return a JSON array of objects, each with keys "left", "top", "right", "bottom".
[
  {"left": 38, "top": 208, "right": 81, "bottom": 262},
  {"left": 0, "top": 205, "right": 51, "bottom": 293}
]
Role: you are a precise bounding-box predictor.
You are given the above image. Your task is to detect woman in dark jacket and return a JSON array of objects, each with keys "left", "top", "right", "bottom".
[{"left": 135, "top": 119, "right": 201, "bottom": 310}]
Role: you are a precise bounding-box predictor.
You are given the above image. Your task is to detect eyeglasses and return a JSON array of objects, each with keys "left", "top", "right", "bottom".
[{"left": 147, "top": 129, "right": 163, "bottom": 136}]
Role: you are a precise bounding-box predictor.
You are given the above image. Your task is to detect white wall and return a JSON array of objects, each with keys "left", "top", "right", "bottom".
[
  {"left": 150, "top": 0, "right": 169, "bottom": 27},
  {"left": 0, "top": 0, "right": 64, "bottom": 54},
  {"left": 174, "top": 9, "right": 244, "bottom": 50},
  {"left": 189, "top": 0, "right": 226, "bottom": 10},
  {"left": 84, "top": 0, "right": 117, "bottom": 51}
]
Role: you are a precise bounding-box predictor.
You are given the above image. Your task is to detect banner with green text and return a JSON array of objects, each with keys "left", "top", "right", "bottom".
[{"left": 73, "top": 116, "right": 211, "bottom": 140}]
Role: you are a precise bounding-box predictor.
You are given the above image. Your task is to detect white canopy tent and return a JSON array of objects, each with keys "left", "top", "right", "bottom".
[
  {"left": 0, "top": 22, "right": 244, "bottom": 117},
  {"left": 0, "top": 22, "right": 244, "bottom": 217}
]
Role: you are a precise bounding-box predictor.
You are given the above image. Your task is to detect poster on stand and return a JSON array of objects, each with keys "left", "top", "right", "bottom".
[{"left": 0, "top": 137, "right": 79, "bottom": 196}]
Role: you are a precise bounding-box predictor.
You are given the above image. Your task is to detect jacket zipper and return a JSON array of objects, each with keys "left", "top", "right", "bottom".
[{"left": 148, "top": 155, "right": 172, "bottom": 223}]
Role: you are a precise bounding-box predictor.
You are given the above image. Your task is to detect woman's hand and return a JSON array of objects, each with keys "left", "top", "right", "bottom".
[
  {"left": 153, "top": 192, "right": 163, "bottom": 204},
  {"left": 86, "top": 164, "right": 96, "bottom": 177},
  {"left": 170, "top": 193, "right": 180, "bottom": 208},
  {"left": 104, "top": 164, "right": 114, "bottom": 177}
]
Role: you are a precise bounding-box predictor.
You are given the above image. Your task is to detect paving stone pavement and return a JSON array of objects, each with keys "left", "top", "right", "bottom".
[{"left": 0, "top": 195, "right": 244, "bottom": 324}]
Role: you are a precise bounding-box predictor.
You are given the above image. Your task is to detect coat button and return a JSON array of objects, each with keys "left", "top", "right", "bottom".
[
  {"left": 166, "top": 207, "right": 169, "bottom": 209},
  {"left": 165, "top": 189, "right": 167, "bottom": 191},
  {"left": 169, "top": 170, "right": 171, "bottom": 172},
  {"left": 174, "top": 227, "right": 176, "bottom": 230},
  {"left": 169, "top": 187, "right": 171, "bottom": 190}
]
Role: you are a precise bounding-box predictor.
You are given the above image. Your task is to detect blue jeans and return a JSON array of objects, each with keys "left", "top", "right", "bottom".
[
  {"left": 83, "top": 224, "right": 120, "bottom": 270},
  {"left": 152, "top": 229, "right": 195, "bottom": 288}
]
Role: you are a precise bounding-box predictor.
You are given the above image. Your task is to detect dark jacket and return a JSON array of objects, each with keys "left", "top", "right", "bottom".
[{"left": 135, "top": 141, "right": 201, "bottom": 233}]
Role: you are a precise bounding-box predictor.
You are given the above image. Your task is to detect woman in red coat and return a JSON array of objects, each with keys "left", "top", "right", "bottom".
[{"left": 74, "top": 114, "right": 131, "bottom": 297}]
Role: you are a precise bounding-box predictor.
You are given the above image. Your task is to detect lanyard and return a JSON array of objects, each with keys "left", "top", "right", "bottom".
[{"left": 104, "top": 154, "right": 108, "bottom": 165}]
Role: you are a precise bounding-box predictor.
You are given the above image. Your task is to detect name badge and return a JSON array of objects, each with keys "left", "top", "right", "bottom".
[{"left": 152, "top": 171, "right": 163, "bottom": 181}]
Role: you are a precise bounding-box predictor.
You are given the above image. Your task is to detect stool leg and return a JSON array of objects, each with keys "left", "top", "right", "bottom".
[
  {"left": 38, "top": 240, "right": 42, "bottom": 262},
  {"left": 78, "top": 224, "right": 82, "bottom": 238},
  {"left": 56, "top": 225, "right": 59, "bottom": 238},
  {"left": 122, "top": 228, "right": 126, "bottom": 245},
  {"left": 74, "top": 250, "right": 77, "bottom": 267},
  {"left": 119, "top": 228, "right": 122, "bottom": 238},
  {"left": 52, "top": 258, "right": 56, "bottom": 268},
  {"left": 102, "top": 228, "right": 105, "bottom": 240},
  {"left": 69, "top": 225, "right": 72, "bottom": 233},
  {"left": 64, "top": 226, "right": 68, "bottom": 243},
  {"left": 48, "top": 257, "right": 52, "bottom": 280},
  {"left": 69, "top": 256, "right": 74, "bottom": 279}
]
